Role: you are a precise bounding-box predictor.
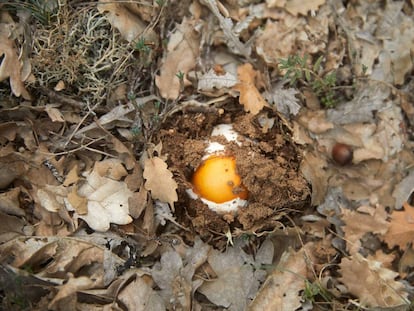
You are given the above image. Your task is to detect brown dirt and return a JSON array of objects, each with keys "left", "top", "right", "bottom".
[{"left": 156, "top": 102, "right": 311, "bottom": 244}]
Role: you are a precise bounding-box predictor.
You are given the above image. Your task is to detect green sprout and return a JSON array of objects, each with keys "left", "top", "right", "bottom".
[
  {"left": 302, "top": 280, "right": 333, "bottom": 305},
  {"left": 4, "top": 0, "right": 57, "bottom": 25},
  {"left": 175, "top": 71, "right": 185, "bottom": 81},
  {"left": 135, "top": 37, "right": 151, "bottom": 53},
  {"left": 279, "top": 54, "right": 338, "bottom": 108},
  {"left": 155, "top": 0, "right": 166, "bottom": 6},
  {"left": 134, "top": 36, "right": 153, "bottom": 66}
]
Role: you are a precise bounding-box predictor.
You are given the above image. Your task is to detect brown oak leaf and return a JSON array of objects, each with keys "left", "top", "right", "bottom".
[
  {"left": 339, "top": 253, "right": 408, "bottom": 307},
  {"left": 383, "top": 202, "right": 414, "bottom": 250},
  {"left": 143, "top": 157, "right": 178, "bottom": 210},
  {"left": 0, "top": 26, "right": 31, "bottom": 100},
  {"left": 233, "top": 63, "right": 268, "bottom": 115}
]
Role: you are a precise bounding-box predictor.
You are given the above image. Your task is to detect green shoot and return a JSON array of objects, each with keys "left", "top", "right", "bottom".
[
  {"left": 175, "top": 71, "right": 185, "bottom": 81},
  {"left": 155, "top": 0, "right": 166, "bottom": 6},
  {"left": 4, "top": 0, "right": 57, "bottom": 25},
  {"left": 279, "top": 54, "right": 338, "bottom": 108}
]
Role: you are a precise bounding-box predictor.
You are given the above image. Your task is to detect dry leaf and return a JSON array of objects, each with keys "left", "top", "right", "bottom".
[
  {"left": 300, "top": 150, "right": 329, "bottom": 205},
  {"left": 54, "top": 80, "right": 65, "bottom": 91},
  {"left": 298, "top": 109, "right": 334, "bottom": 134},
  {"left": 49, "top": 275, "right": 96, "bottom": 310},
  {"left": 97, "top": 0, "right": 156, "bottom": 43},
  {"left": 45, "top": 104, "right": 65, "bottom": 122},
  {"left": 128, "top": 186, "right": 148, "bottom": 219},
  {"left": 155, "top": 18, "right": 201, "bottom": 99},
  {"left": 284, "top": 0, "right": 326, "bottom": 16},
  {"left": 0, "top": 211, "right": 25, "bottom": 243},
  {"left": 125, "top": 164, "right": 143, "bottom": 192},
  {"left": 383, "top": 202, "right": 414, "bottom": 250},
  {"left": 143, "top": 157, "right": 178, "bottom": 210},
  {"left": 118, "top": 275, "right": 166, "bottom": 310},
  {"left": 93, "top": 158, "right": 128, "bottom": 180},
  {"left": 392, "top": 170, "right": 414, "bottom": 210},
  {"left": 67, "top": 185, "right": 88, "bottom": 215},
  {"left": 399, "top": 246, "right": 414, "bottom": 275},
  {"left": 0, "top": 23, "right": 31, "bottom": 100},
  {"left": 199, "top": 250, "right": 254, "bottom": 310},
  {"left": 63, "top": 165, "right": 79, "bottom": 187},
  {"left": 0, "top": 188, "right": 24, "bottom": 216},
  {"left": 198, "top": 68, "right": 238, "bottom": 93},
  {"left": 264, "top": 85, "right": 301, "bottom": 116},
  {"left": 233, "top": 63, "right": 268, "bottom": 115},
  {"left": 341, "top": 205, "right": 389, "bottom": 254},
  {"left": 249, "top": 248, "right": 306, "bottom": 311},
  {"left": 339, "top": 253, "right": 408, "bottom": 307},
  {"left": 152, "top": 238, "right": 210, "bottom": 309},
  {"left": 37, "top": 186, "right": 68, "bottom": 213},
  {"left": 76, "top": 169, "right": 133, "bottom": 232}
]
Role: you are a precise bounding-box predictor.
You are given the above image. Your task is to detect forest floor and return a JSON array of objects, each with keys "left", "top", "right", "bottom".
[{"left": 0, "top": 0, "right": 414, "bottom": 310}]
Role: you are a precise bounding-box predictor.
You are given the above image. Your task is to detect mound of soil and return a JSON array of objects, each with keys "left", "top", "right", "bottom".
[{"left": 157, "top": 103, "right": 311, "bottom": 244}]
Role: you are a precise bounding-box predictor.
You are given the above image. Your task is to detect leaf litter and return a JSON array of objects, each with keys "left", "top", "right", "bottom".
[{"left": 1, "top": 0, "right": 414, "bottom": 310}]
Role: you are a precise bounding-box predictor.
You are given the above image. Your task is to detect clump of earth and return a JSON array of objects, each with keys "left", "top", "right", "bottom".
[{"left": 157, "top": 102, "right": 311, "bottom": 244}]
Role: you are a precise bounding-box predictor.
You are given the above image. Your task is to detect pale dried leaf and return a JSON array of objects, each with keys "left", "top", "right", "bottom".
[
  {"left": 0, "top": 25, "right": 31, "bottom": 100},
  {"left": 298, "top": 109, "right": 334, "bottom": 134},
  {"left": 341, "top": 205, "right": 389, "bottom": 254},
  {"left": 339, "top": 253, "right": 409, "bottom": 307},
  {"left": 63, "top": 165, "right": 80, "bottom": 187},
  {"left": 45, "top": 104, "right": 65, "bottom": 122},
  {"left": 199, "top": 0, "right": 251, "bottom": 58},
  {"left": 392, "top": 169, "right": 414, "bottom": 210},
  {"left": 152, "top": 239, "right": 210, "bottom": 310},
  {"left": 383, "top": 203, "right": 414, "bottom": 250},
  {"left": 233, "top": 63, "right": 268, "bottom": 115},
  {"left": 248, "top": 248, "right": 306, "bottom": 311},
  {"left": 75, "top": 101, "right": 135, "bottom": 136},
  {"left": 198, "top": 241, "right": 271, "bottom": 311},
  {"left": 300, "top": 150, "right": 329, "bottom": 205},
  {"left": 152, "top": 251, "right": 187, "bottom": 306},
  {"left": 327, "top": 84, "right": 390, "bottom": 125},
  {"left": 156, "top": 18, "right": 200, "bottom": 99},
  {"left": 143, "top": 157, "right": 178, "bottom": 209},
  {"left": 128, "top": 186, "right": 148, "bottom": 219},
  {"left": 76, "top": 170, "right": 133, "bottom": 232},
  {"left": 0, "top": 188, "right": 24, "bottom": 216},
  {"left": 368, "top": 250, "right": 396, "bottom": 270},
  {"left": 118, "top": 276, "right": 166, "bottom": 310},
  {"left": 125, "top": 163, "right": 143, "bottom": 192},
  {"left": 198, "top": 69, "right": 237, "bottom": 91},
  {"left": 0, "top": 211, "right": 25, "bottom": 243},
  {"left": 67, "top": 185, "right": 88, "bottom": 215},
  {"left": 97, "top": 0, "right": 147, "bottom": 43},
  {"left": 93, "top": 158, "right": 128, "bottom": 180},
  {"left": 49, "top": 275, "right": 96, "bottom": 310},
  {"left": 54, "top": 80, "right": 65, "bottom": 91},
  {"left": 284, "top": 0, "right": 326, "bottom": 16},
  {"left": 0, "top": 236, "right": 123, "bottom": 287},
  {"left": 265, "top": 84, "right": 301, "bottom": 116},
  {"left": 37, "top": 186, "right": 68, "bottom": 213}
]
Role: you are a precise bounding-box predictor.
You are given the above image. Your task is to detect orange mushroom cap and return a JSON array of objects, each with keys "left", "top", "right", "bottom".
[{"left": 191, "top": 155, "right": 248, "bottom": 203}]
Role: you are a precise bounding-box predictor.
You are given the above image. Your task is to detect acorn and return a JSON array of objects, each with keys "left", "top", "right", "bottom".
[{"left": 332, "top": 143, "right": 353, "bottom": 166}]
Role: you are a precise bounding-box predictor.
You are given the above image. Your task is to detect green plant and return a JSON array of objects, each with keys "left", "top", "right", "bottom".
[
  {"left": 155, "top": 0, "right": 166, "bottom": 6},
  {"left": 134, "top": 37, "right": 152, "bottom": 54},
  {"left": 279, "top": 54, "right": 338, "bottom": 108},
  {"left": 4, "top": 0, "right": 57, "bottom": 25},
  {"left": 175, "top": 71, "right": 185, "bottom": 81},
  {"left": 134, "top": 36, "right": 153, "bottom": 66},
  {"left": 303, "top": 279, "right": 332, "bottom": 304}
]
